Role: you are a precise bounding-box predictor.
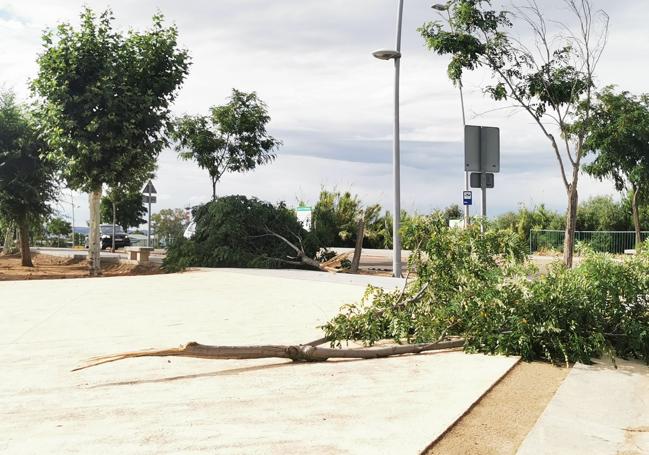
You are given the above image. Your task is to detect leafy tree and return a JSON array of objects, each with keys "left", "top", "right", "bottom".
[
  {"left": 47, "top": 217, "right": 72, "bottom": 247},
  {"left": 151, "top": 208, "right": 186, "bottom": 247},
  {"left": 0, "top": 91, "right": 58, "bottom": 266},
  {"left": 100, "top": 187, "right": 147, "bottom": 231},
  {"left": 163, "top": 196, "right": 320, "bottom": 272},
  {"left": 420, "top": 0, "right": 608, "bottom": 267},
  {"left": 576, "top": 196, "right": 630, "bottom": 232},
  {"left": 32, "top": 8, "right": 190, "bottom": 275},
  {"left": 172, "top": 89, "right": 281, "bottom": 200},
  {"left": 583, "top": 88, "right": 649, "bottom": 247}
]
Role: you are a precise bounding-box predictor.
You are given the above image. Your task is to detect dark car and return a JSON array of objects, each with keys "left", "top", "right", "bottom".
[{"left": 85, "top": 224, "right": 132, "bottom": 250}]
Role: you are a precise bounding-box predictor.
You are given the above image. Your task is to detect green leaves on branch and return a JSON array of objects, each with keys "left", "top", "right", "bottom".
[
  {"left": 322, "top": 218, "right": 649, "bottom": 364},
  {"left": 32, "top": 7, "right": 190, "bottom": 193}
]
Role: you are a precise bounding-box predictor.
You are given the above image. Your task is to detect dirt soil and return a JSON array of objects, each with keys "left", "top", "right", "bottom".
[
  {"left": 0, "top": 253, "right": 161, "bottom": 281},
  {"left": 425, "top": 361, "right": 570, "bottom": 455}
]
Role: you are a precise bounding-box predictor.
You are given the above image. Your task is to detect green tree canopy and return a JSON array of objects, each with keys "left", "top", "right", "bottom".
[
  {"left": 100, "top": 187, "right": 147, "bottom": 231},
  {"left": 32, "top": 7, "right": 190, "bottom": 274},
  {"left": 583, "top": 87, "right": 649, "bottom": 246},
  {"left": 151, "top": 208, "right": 186, "bottom": 247},
  {"left": 0, "top": 91, "right": 58, "bottom": 266},
  {"left": 172, "top": 89, "right": 281, "bottom": 200}
]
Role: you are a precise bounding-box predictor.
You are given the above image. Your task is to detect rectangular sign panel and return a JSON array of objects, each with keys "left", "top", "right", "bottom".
[
  {"left": 470, "top": 172, "right": 494, "bottom": 188},
  {"left": 464, "top": 125, "right": 481, "bottom": 172},
  {"left": 480, "top": 127, "right": 500, "bottom": 173},
  {"left": 463, "top": 190, "right": 473, "bottom": 206}
]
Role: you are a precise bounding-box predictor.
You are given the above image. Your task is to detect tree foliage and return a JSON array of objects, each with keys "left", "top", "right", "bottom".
[
  {"left": 151, "top": 208, "right": 186, "bottom": 247},
  {"left": 172, "top": 89, "right": 281, "bottom": 200},
  {"left": 100, "top": 187, "right": 147, "bottom": 230},
  {"left": 583, "top": 87, "right": 649, "bottom": 245},
  {"left": 163, "top": 196, "right": 320, "bottom": 272},
  {"left": 323, "top": 216, "right": 649, "bottom": 364},
  {"left": 0, "top": 91, "right": 58, "bottom": 265}
]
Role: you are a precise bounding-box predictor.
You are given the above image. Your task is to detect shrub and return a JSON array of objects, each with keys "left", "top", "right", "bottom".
[{"left": 322, "top": 218, "right": 649, "bottom": 364}]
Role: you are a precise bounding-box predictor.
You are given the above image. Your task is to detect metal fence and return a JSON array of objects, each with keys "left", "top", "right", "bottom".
[{"left": 529, "top": 229, "right": 649, "bottom": 254}]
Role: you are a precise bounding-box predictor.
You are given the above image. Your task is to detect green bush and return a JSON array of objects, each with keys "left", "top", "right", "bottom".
[
  {"left": 162, "top": 195, "right": 321, "bottom": 272},
  {"left": 322, "top": 219, "right": 649, "bottom": 364}
]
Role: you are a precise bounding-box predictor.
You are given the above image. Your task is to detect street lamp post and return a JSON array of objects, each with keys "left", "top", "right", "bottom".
[{"left": 372, "top": 0, "right": 404, "bottom": 278}]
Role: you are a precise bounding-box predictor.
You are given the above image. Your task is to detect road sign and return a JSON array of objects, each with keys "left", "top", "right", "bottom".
[
  {"left": 463, "top": 191, "right": 473, "bottom": 206},
  {"left": 465, "top": 125, "right": 500, "bottom": 173},
  {"left": 142, "top": 181, "right": 157, "bottom": 194},
  {"left": 470, "top": 172, "right": 494, "bottom": 189},
  {"left": 142, "top": 195, "right": 157, "bottom": 204}
]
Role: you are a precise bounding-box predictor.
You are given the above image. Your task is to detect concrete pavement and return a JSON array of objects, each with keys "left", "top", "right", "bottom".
[
  {"left": 1, "top": 268, "right": 519, "bottom": 454},
  {"left": 517, "top": 358, "right": 649, "bottom": 454}
]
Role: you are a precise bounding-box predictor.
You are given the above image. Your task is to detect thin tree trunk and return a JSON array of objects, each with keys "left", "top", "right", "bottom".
[
  {"left": 2, "top": 223, "right": 16, "bottom": 256},
  {"left": 212, "top": 177, "right": 217, "bottom": 201},
  {"left": 73, "top": 339, "right": 465, "bottom": 372},
  {"left": 88, "top": 188, "right": 102, "bottom": 276},
  {"left": 632, "top": 186, "right": 642, "bottom": 249},
  {"left": 563, "top": 185, "right": 578, "bottom": 268},
  {"left": 112, "top": 199, "right": 117, "bottom": 252},
  {"left": 350, "top": 216, "right": 365, "bottom": 274},
  {"left": 18, "top": 217, "right": 33, "bottom": 267}
]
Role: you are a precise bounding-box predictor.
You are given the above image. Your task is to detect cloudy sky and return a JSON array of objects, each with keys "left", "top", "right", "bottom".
[{"left": 1, "top": 0, "right": 648, "bottom": 226}]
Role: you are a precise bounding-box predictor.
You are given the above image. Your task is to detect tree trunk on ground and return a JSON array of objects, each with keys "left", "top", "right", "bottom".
[
  {"left": 112, "top": 199, "right": 117, "bottom": 252},
  {"left": 72, "top": 338, "right": 465, "bottom": 371},
  {"left": 350, "top": 216, "right": 365, "bottom": 274},
  {"left": 563, "top": 185, "right": 578, "bottom": 268},
  {"left": 632, "top": 186, "right": 642, "bottom": 249},
  {"left": 88, "top": 188, "right": 102, "bottom": 276},
  {"left": 18, "top": 217, "right": 33, "bottom": 267},
  {"left": 2, "top": 223, "right": 16, "bottom": 256}
]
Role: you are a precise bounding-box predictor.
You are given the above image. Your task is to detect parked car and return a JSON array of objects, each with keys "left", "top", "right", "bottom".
[{"left": 85, "top": 224, "right": 132, "bottom": 250}]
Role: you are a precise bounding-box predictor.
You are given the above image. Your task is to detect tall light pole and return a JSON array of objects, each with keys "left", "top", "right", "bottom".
[{"left": 372, "top": 0, "right": 404, "bottom": 278}]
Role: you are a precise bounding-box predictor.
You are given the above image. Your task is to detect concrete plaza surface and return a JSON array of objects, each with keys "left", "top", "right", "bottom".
[
  {"left": 1, "top": 269, "right": 519, "bottom": 454},
  {"left": 518, "top": 358, "right": 649, "bottom": 454}
]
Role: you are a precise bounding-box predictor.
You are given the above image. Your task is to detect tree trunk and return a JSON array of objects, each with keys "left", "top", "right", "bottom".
[
  {"left": 72, "top": 338, "right": 465, "bottom": 371},
  {"left": 112, "top": 199, "right": 117, "bottom": 252},
  {"left": 563, "top": 185, "right": 578, "bottom": 268},
  {"left": 632, "top": 186, "right": 642, "bottom": 249},
  {"left": 2, "top": 223, "right": 16, "bottom": 256},
  {"left": 88, "top": 188, "right": 102, "bottom": 276},
  {"left": 350, "top": 216, "right": 365, "bottom": 274},
  {"left": 18, "top": 217, "right": 33, "bottom": 267},
  {"left": 211, "top": 177, "right": 217, "bottom": 201}
]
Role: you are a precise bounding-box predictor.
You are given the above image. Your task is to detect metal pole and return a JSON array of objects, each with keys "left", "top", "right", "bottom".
[
  {"left": 392, "top": 0, "right": 404, "bottom": 278},
  {"left": 481, "top": 173, "right": 486, "bottom": 233},
  {"left": 459, "top": 82, "right": 470, "bottom": 228},
  {"left": 147, "top": 191, "right": 151, "bottom": 248}
]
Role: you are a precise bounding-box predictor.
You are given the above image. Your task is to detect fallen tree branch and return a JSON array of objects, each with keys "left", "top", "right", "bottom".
[{"left": 72, "top": 338, "right": 465, "bottom": 372}]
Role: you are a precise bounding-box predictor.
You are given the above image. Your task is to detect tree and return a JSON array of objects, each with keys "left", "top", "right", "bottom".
[
  {"left": 32, "top": 8, "right": 190, "bottom": 275},
  {"left": 420, "top": 0, "right": 608, "bottom": 267},
  {"left": 151, "top": 208, "right": 186, "bottom": 247},
  {"left": 172, "top": 89, "right": 281, "bottom": 200},
  {"left": 47, "top": 217, "right": 72, "bottom": 247},
  {"left": 0, "top": 91, "right": 58, "bottom": 266},
  {"left": 583, "top": 88, "right": 649, "bottom": 247},
  {"left": 100, "top": 187, "right": 147, "bottom": 231}
]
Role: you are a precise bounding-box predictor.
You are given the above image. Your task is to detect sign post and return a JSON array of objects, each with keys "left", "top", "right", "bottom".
[
  {"left": 465, "top": 125, "right": 500, "bottom": 232},
  {"left": 464, "top": 125, "right": 500, "bottom": 232},
  {"left": 142, "top": 181, "right": 157, "bottom": 247}
]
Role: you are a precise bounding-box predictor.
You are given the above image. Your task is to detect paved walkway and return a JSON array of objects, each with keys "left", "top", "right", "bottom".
[
  {"left": 1, "top": 269, "right": 519, "bottom": 454},
  {"left": 518, "top": 358, "right": 649, "bottom": 454}
]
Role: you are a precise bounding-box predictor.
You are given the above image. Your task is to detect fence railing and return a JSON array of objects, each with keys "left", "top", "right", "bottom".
[{"left": 529, "top": 229, "right": 649, "bottom": 254}]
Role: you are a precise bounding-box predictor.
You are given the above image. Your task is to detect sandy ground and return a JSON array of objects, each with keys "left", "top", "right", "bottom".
[
  {"left": 0, "top": 253, "right": 160, "bottom": 281},
  {"left": 425, "top": 361, "right": 570, "bottom": 455}
]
